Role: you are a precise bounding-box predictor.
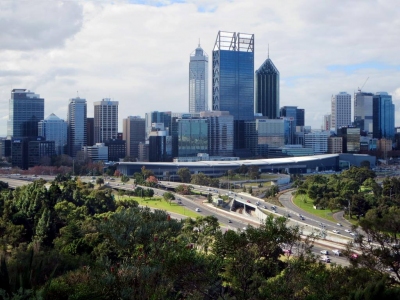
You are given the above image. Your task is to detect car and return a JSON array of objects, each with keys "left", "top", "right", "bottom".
[
  {"left": 106, "top": 182, "right": 109, "bottom": 184},
  {"left": 228, "top": 219, "right": 232, "bottom": 223},
  {"left": 195, "top": 208, "right": 200, "bottom": 212},
  {"left": 320, "top": 250, "right": 329, "bottom": 255},
  {"left": 344, "top": 229, "right": 351, "bottom": 233},
  {"left": 349, "top": 232, "right": 355, "bottom": 236},
  {"left": 243, "top": 227, "right": 247, "bottom": 231},
  {"left": 178, "top": 201, "right": 182, "bottom": 204},
  {"left": 300, "top": 216, "right": 305, "bottom": 220},
  {"left": 320, "top": 255, "right": 331, "bottom": 263},
  {"left": 332, "top": 230, "right": 340, "bottom": 234},
  {"left": 336, "top": 223, "right": 342, "bottom": 227},
  {"left": 332, "top": 249, "right": 341, "bottom": 256},
  {"left": 263, "top": 205, "right": 267, "bottom": 209},
  {"left": 287, "top": 213, "right": 291, "bottom": 218},
  {"left": 247, "top": 200, "right": 251, "bottom": 203},
  {"left": 350, "top": 253, "right": 358, "bottom": 260}
]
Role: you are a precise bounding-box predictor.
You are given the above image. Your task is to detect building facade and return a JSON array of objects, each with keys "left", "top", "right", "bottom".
[
  {"left": 8, "top": 89, "right": 44, "bottom": 138},
  {"left": 38, "top": 113, "right": 67, "bottom": 156},
  {"left": 304, "top": 131, "right": 329, "bottom": 154},
  {"left": 354, "top": 91, "right": 373, "bottom": 133},
  {"left": 328, "top": 136, "right": 343, "bottom": 154},
  {"left": 373, "top": 92, "right": 395, "bottom": 140},
  {"left": 200, "top": 111, "right": 234, "bottom": 157},
  {"left": 28, "top": 138, "right": 56, "bottom": 167},
  {"left": 175, "top": 118, "right": 208, "bottom": 157},
  {"left": 144, "top": 111, "right": 172, "bottom": 141},
  {"left": 189, "top": 43, "right": 208, "bottom": 113},
  {"left": 255, "top": 57, "right": 280, "bottom": 119},
  {"left": 212, "top": 31, "right": 254, "bottom": 150},
  {"left": 122, "top": 116, "right": 146, "bottom": 161},
  {"left": 67, "top": 97, "right": 87, "bottom": 158},
  {"left": 104, "top": 139, "right": 126, "bottom": 162},
  {"left": 94, "top": 99, "right": 118, "bottom": 143},
  {"left": 86, "top": 117, "right": 94, "bottom": 146},
  {"left": 83, "top": 143, "right": 108, "bottom": 161},
  {"left": 331, "top": 92, "right": 351, "bottom": 131},
  {"left": 338, "top": 127, "right": 360, "bottom": 153}
]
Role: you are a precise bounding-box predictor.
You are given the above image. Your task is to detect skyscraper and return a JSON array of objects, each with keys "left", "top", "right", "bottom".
[
  {"left": 331, "top": 92, "right": 351, "bottom": 131},
  {"left": 8, "top": 89, "right": 44, "bottom": 137},
  {"left": 94, "top": 99, "right": 119, "bottom": 143},
  {"left": 189, "top": 43, "right": 208, "bottom": 113},
  {"left": 354, "top": 91, "right": 374, "bottom": 133},
  {"left": 38, "top": 113, "right": 68, "bottom": 155},
  {"left": 67, "top": 97, "right": 87, "bottom": 158},
  {"left": 122, "top": 116, "right": 145, "bottom": 161},
  {"left": 373, "top": 92, "right": 395, "bottom": 139},
  {"left": 255, "top": 56, "right": 280, "bottom": 119},
  {"left": 212, "top": 31, "right": 254, "bottom": 151},
  {"left": 145, "top": 111, "right": 171, "bottom": 140}
]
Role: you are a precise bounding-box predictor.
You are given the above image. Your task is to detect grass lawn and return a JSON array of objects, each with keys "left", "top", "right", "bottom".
[
  {"left": 292, "top": 195, "right": 338, "bottom": 223},
  {"left": 118, "top": 195, "right": 200, "bottom": 218}
]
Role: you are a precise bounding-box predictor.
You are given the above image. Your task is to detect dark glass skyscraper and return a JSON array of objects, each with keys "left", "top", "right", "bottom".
[
  {"left": 212, "top": 31, "right": 254, "bottom": 151},
  {"left": 255, "top": 57, "right": 279, "bottom": 119},
  {"left": 373, "top": 92, "right": 395, "bottom": 139},
  {"left": 8, "top": 89, "right": 44, "bottom": 137}
]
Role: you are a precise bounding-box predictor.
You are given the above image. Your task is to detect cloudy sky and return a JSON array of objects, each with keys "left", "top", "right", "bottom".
[{"left": 1, "top": 0, "right": 399, "bottom": 135}]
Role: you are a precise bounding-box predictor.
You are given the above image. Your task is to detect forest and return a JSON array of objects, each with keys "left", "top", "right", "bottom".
[{"left": 0, "top": 171, "right": 399, "bottom": 299}]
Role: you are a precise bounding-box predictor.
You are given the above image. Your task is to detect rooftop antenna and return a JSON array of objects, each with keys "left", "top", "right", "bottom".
[{"left": 198, "top": 38, "right": 200, "bottom": 47}]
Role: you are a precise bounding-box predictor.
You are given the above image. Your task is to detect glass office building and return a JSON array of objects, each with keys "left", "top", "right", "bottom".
[
  {"left": 176, "top": 118, "right": 208, "bottom": 157},
  {"left": 8, "top": 89, "right": 44, "bottom": 137},
  {"left": 212, "top": 31, "right": 254, "bottom": 151},
  {"left": 373, "top": 92, "right": 395, "bottom": 139},
  {"left": 189, "top": 43, "right": 208, "bottom": 113},
  {"left": 67, "top": 97, "right": 87, "bottom": 158},
  {"left": 38, "top": 113, "right": 68, "bottom": 155},
  {"left": 255, "top": 57, "right": 280, "bottom": 119}
]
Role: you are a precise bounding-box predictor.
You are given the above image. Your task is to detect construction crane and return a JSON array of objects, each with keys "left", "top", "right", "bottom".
[{"left": 358, "top": 77, "right": 369, "bottom": 92}]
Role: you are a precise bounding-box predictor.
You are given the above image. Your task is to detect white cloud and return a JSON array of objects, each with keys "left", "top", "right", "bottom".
[{"left": 0, "top": 0, "right": 399, "bottom": 136}]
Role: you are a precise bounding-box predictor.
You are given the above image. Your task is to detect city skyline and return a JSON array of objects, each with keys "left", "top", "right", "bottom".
[{"left": 1, "top": 0, "right": 399, "bottom": 135}]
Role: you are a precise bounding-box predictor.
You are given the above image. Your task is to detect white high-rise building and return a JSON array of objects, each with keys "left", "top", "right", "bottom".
[
  {"left": 67, "top": 97, "right": 87, "bottom": 158},
  {"left": 38, "top": 113, "right": 68, "bottom": 156},
  {"left": 94, "top": 99, "right": 119, "bottom": 143},
  {"left": 331, "top": 92, "right": 351, "bottom": 131},
  {"left": 189, "top": 43, "right": 208, "bottom": 113}
]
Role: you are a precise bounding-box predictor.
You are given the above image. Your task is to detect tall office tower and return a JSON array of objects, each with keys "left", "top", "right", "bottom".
[
  {"left": 212, "top": 31, "right": 254, "bottom": 151},
  {"left": 331, "top": 92, "right": 351, "bottom": 131},
  {"left": 189, "top": 43, "right": 208, "bottom": 113},
  {"left": 255, "top": 55, "right": 280, "bottom": 119},
  {"left": 200, "top": 111, "right": 234, "bottom": 156},
  {"left": 354, "top": 91, "right": 374, "bottom": 133},
  {"left": 94, "top": 99, "right": 119, "bottom": 143},
  {"left": 67, "top": 97, "right": 87, "bottom": 158},
  {"left": 145, "top": 111, "right": 172, "bottom": 140},
  {"left": 8, "top": 89, "right": 44, "bottom": 137},
  {"left": 373, "top": 92, "right": 395, "bottom": 139},
  {"left": 86, "top": 117, "right": 94, "bottom": 146},
  {"left": 122, "top": 116, "right": 145, "bottom": 161},
  {"left": 38, "top": 113, "right": 68, "bottom": 155}
]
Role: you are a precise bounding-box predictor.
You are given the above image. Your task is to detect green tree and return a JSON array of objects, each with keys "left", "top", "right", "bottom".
[
  {"left": 120, "top": 175, "right": 130, "bottom": 183},
  {"left": 163, "top": 192, "right": 175, "bottom": 204},
  {"left": 96, "top": 177, "right": 104, "bottom": 186},
  {"left": 177, "top": 168, "right": 191, "bottom": 183}
]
